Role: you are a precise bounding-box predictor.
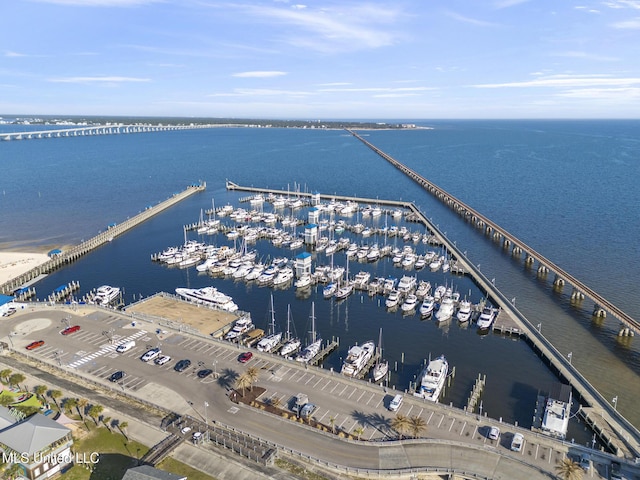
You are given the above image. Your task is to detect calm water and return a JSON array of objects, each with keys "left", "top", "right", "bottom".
[{"left": 1, "top": 120, "right": 639, "bottom": 443}]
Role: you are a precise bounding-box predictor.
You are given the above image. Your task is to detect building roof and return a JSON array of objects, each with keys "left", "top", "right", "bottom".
[
  {"left": 0, "top": 295, "right": 14, "bottom": 307},
  {"left": 121, "top": 465, "right": 186, "bottom": 480},
  {"left": 0, "top": 405, "right": 16, "bottom": 430},
  {"left": 296, "top": 252, "right": 312, "bottom": 259},
  {"left": 0, "top": 413, "right": 71, "bottom": 455}
]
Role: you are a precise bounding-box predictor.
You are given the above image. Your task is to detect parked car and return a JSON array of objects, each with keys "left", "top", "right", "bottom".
[
  {"left": 510, "top": 433, "right": 524, "bottom": 452},
  {"left": 197, "top": 369, "right": 213, "bottom": 378},
  {"left": 109, "top": 371, "right": 126, "bottom": 382},
  {"left": 580, "top": 453, "right": 591, "bottom": 472},
  {"left": 488, "top": 426, "right": 500, "bottom": 441},
  {"left": 174, "top": 359, "right": 191, "bottom": 372},
  {"left": 299, "top": 403, "right": 317, "bottom": 419},
  {"left": 26, "top": 340, "right": 45, "bottom": 350},
  {"left": 238, "top": 352, "right": 253, "bottom": 363},
  {"left": 154, "top": 355, "right": 172, "bottom": 366},
  {"left": 61, "top": 325, "right": 81, "bottom": 335},
  {"left": 388, "top": 394, "right": 403, "bottom": 412},
  {"left": 180, "top": 426, "right": 191, "bottom": 434},
  {"left": 192, "top": 431, "right": 203, "bottom": 442},
  {"left": 141, "top": 347, "right": 161, "bottom": 362},
  {"left": 610, "top": 460, "right": 626, "bottom": 480}
]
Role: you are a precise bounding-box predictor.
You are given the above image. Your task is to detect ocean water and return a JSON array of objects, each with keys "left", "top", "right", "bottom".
[{"left": 1, "top": 120, "right": 639, "bottom": 441}]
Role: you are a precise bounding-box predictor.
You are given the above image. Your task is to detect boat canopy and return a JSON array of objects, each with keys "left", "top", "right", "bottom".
[
  {"left": 0, "top": 295, "right": 14, "bottom": 306},
  {"left": 53, "top": 285, "right": 67, "bottom": 293}
]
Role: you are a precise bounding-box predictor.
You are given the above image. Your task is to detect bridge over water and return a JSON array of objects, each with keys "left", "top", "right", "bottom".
[
  {"left": 348, "top": 129, "right": 638, "bottom": 338},
  {"left": 1, "top": 123, "right": 215, "bottom": 141}
]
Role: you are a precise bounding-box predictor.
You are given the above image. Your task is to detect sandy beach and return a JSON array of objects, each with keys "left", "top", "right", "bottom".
[{"left": 0, "top": 251, "right": 52, "bottom": 285}]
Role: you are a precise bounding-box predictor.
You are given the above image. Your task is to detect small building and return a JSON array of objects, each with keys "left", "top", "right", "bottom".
[
  {"left": 121, "top": 465, "right": 186, "bottom": 480},
  {"left": 310, "top": 192, "right": 321, "bottom": 206},
  {"left": 303, "top": 224, "right": 318, "bottom": 246},
  {"left": 0, "top": 406, "right": 74, "bottom": 480},
  {"left": 307, "top": 207, "right": 320, "bottom": 224},
  {"left": 294, "top": 252, "right": 312, "bottom": 278}
]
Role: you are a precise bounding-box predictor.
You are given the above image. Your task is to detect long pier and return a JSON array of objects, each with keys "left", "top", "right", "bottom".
[
  {"left": 0, "top": 182, "right": 206, "bottom": 295},
  {"left": 1, "top": 124, "right": 216, "bottom": 141},
  {"left": 348, "top": 129, "right": 638, "bottom": 337}
]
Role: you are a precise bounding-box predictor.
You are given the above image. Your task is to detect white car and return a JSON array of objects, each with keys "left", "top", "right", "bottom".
[
  {"left": 180, "top": 426, "right": 191, "bottom": 434},
  {"left": 510, "top": 433, "right": 524, "bottom": 452},
  {"left": 192, "top": 431, "right": 203, "bottom": 442},
  {"left": 141, "top": 347, "right": 161, "bottom": 362},
  {"left": 488, "top": 426, "right": 500, "bottom": 441},
  {"left": 155, "top": 355, "right": 171, "bottom": 366}
]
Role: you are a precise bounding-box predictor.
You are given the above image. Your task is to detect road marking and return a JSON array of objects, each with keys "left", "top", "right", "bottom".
[
  {"left": 305, "top": 375, "right": 315, "bottom": 385},
  {"left": 321, "top": 380, "right": 331, "bottom": 391},
  {"left": 347, "top": 388, "right": 358, "bottom": 399},
  {"left": 227, "top": 407, "right": 239, "bottom": 414},
  {"left": 356, "top": 391, "right": 366, "bottom": 403},
  {"left": 426, "top": 411, "right": 434, "bottom": 424},
  {"left": 459, "top": 421, "right": 467, "bottom": 435},
  {"left": 67, "top": 330, "right": 146, "bottom": 368},
  {"left": 449, "top": 418, "right": 455, "bottom": 432},
  {"left": 339, "top": 384, "right": 348, "bottom": 396},
  {"left": 313, "top": 378, "right": 323, "bottom": 388}
]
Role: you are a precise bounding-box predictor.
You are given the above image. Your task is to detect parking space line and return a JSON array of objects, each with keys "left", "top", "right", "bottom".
[
  {"left": 449, "top": 418, "right": 455, "bottom": 432},
  {"left": 427, "top": 411, "right": 434, "bottom": 424},
  {"left": 338, "top": 384, "right": 348, "bottom": 396},
  {"left": 347, "top": 387, "right": 358, "bottom": 399},
  {"left": 356, "top": 391, "right": 366, "bottom": 403}
]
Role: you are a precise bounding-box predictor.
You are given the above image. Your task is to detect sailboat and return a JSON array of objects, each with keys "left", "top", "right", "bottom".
[
  {"left": 257, "top": 294, "right": 282, "bottom": 352},
  {"left": 371, "top": 327, "right": 389, "bottom": 383},
  {"left": 280, "top": 304, "right": 301, "bottom": 356},
  {"left": 295, "top": 302, "right": 322, "bottom": 363}
]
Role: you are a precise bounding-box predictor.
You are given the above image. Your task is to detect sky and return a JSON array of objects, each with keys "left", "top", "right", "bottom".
[{"left": 2, "top": 0, "right": 640, "bottom": 119}]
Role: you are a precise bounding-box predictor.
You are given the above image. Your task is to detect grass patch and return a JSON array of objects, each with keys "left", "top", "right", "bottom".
[
  {"left": 274, "top": 458, "right": 328, "bottom": 480},
  {"left": 157, "top": 456, "right": 218, "bottom": 480}
]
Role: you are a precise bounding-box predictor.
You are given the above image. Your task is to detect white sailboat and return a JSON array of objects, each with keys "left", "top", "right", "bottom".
[
  {"left": 371, "top": 327, "right": 389, "bottom": 383},
  {"left": 280, "top": 304, "right": 301, "bottom": 356},
  {"left": 295, "top": 302, "right": 322, "bottom": 363},
  {"left": 257, "top": 294, "right": 282, "bottom": 352}
]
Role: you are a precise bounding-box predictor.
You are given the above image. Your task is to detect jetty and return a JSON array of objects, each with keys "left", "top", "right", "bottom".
[{"left": 0, "top": 182, "right": 206, "bottom": 295}]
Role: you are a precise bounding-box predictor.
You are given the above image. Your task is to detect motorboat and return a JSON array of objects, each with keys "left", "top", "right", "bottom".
[
  {"left": 294, "top": 274, "right": 312, "bottom": 289},
  {"left": 456, "top": 300, "right": 473, "bottom": 322},
  {"left": 415, "top": 280, "right": 432, "bottom": 299},
  {"left": 414, "top": 354, "right": 449, "bottom": 402},
  {"left": 397, "top": 275, "right": 417, "bottom": 294},
  {"left": 244, "top": 263, "right": 265, "bottom": 281},
  {"left": 435, "top": 297, "right": 455, "bottom": 322},
  {"left": 366, "top": 245, "right": 381, "bottom": 262},
  {"left": 175, "top": 286, "right": 237, "bottom": 311},
  {"left": 341, "top": 340, "right": 375, "bottom": 377},
  {"left": 224, "top": 316, "right": 254, "bottom": 341},
  {"left": 323, "top": 282, "right": 337, "bottom": 299},
  {"left": 385, "top": 290, "right": 401, "bottom": 309},
  {"left": 433, "top": 285, "right": 447, "bottom": 302},
  {"left": 353, "top": 271, "right": 371, "bottom": 289},
  {"left": 94, "top": 285, "right": 121, "bottom": 306},
  {"left": 540, "top": 384, "right": 572, "bottom": 440},
  {"left": 477, "top": 306, "right": 498, "bottom": 330},
  {"left": 401, "top": 294, "right": 419, "bottom": 314},
  {"left": 419, "top": 295, "right": 435, "bottom": 317},
  {"left": 382, "top": 277, "right": 397, "bottom": 294}
]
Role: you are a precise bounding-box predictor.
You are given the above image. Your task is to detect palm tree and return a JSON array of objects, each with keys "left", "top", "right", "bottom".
[
  {"left": 234, "top": 372, "right": 252, "bottom": 397},
  {"left": 555, "top": 458, "right": 584, "bottom": 480},
  {"left": 269, "top": 396, "right": 282, "bottom": 409},
  {"left": 4, "top": 463, "right": 24, "bottom": 480},
  {"left": 329, "top": 416, "right": 336, "bottom": 434},
  {"left": 62, "top": 397, "right": 78, "bottom": 415},
  {"left": 102, "top": 416, "right": 112, "bottom": 431},
  {"left": 77, "top": 398, "right": 88, "bottom": 419},
  {"left": 390, "top": 414, "right": 411, "bottom": 440},
  {"left": 245, "top": 366, "right": 260, "bottom": 391},
  {"left": 409, "top": 415, "right": 427, "bottom": 438},
  {"left": 0, "top": 368, "right": 12, "bottom": 383},
  {"left": 87, "top": 405, "right": 104, "bottom": 425},
  {"left": 8, "top": 373, "right": 25, "bottom": 390},
  {"left": 352, "top": 425, "right": 365, "bottom": 440},
  {"left": 0, "top": 395, "right": 14, "bottom": 407},
  {"left": 119, "top": 421, "right": 129, "bottom": 440},
  {"left": 49, "top": 389, "right": 62, "bottom": 407},
  {"left": 34, "top": 385, "right": 48, "bottom": 403}
]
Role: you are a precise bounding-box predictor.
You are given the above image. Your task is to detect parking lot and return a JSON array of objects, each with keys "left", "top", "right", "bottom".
[{"left": 2, "top": 306, "right": 617, "bottom": 479}]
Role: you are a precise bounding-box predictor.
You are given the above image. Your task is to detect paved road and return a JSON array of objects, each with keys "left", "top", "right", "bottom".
[{"left": 2, "top": 305, "right": 627, "bottom": 479}]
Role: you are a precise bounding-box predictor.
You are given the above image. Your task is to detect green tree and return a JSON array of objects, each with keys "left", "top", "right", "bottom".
[
  {"left": 62, "top": 397, "right": 78, "bottom": 415},
  {"left": 4, "top": 463, "right": 25, "bottom": 480},
  {"left": 34, "top": 385, "right": 48, "bottom": 403},
  {"left": 409, "top": 415, "right": 427, "bottom": 438},
  {"left": 118, "top": 421, "right": 129, "bottom": 440},
  {"left": 329, "top": 416, "right": 336, "bottom": 434},
  {"left": 269, "top": 396, "right": 282, "bottom": 409},
  {"left": 234, "top": 372, "right": 252, "bottom": 397},
  {"left": 0, "top": 395, "right": 14, "bottom": 407},
  {"left": 49, "top": 389, "right": 62, "bottom": 407},
  {"left": 87, "top": 405, "right": 104, "bottom": 425},
  {"left": 390, "top": 414, "right": 411, "bottom": 440},
  {"left": 102, "top": 416, "right": 112, "bottom": 431},
  {"left": 14, "top": 405, "right": 39, "bottom": 418},
  {"left": 0, "top": 369, "right": 12, "bottom": 383},
  {"left": 352, "top": 425, "right": 365, "bottom": 440},
  {"left": 8, "top": 373, "right": 25, "bottom": 390},
  {"left": 77, "top": 398, "right": 88, "bottom": 419},
  {"left": 245, "top": 366, "right": 260, "bottom": 391},
  {"left": 555, "top": 458, "right": 584, "bottom": 480}
]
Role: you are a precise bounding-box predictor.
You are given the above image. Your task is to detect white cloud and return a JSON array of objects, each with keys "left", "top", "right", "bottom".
[
  {"left": 557, "top": 87, "right": 640, "bottom": 99},
  {"left": 552, "top": 51, "right": 620, "bottom": 61},
  {"left": 232, "top": 71, "right": 287, "bottom": 78},
  {"left": 5, "top": 51, "right": 27, "bottom": 58},
  {"left": 31, "top": 0, "right": 160, "bottom": 5},
  {"left": 493, "top": 0, "right": 531, "bottom": 8},
  {"left": 443, "top": 10, "right": 500, "bottom": 27},
  {"left": 602, "top": 0, "right": 640, "bottom": 9},
  {"left": 610, "top": 17, "right": 640, "bottom": 28},
  {"left": 208, "top": 88, "right": 312, "bottom": 97},
  {"left": 318, "top": 86, "right": 434, "bottom": 93},
  {"left": 48, "top": 76, "right": 151, "bottom": 83},
  {"left": 473, "top": 74, "right": 640, "bottom": 88}
]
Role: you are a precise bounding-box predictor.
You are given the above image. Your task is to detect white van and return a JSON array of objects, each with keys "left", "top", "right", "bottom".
[
  {"left": 116, "top": 340, "right": 135, "bottom": 353},
  {"left": 389, "top": 394, "right": 403, "bottom": 412}
]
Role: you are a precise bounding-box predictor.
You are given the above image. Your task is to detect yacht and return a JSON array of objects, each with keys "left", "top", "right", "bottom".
[
  {"left": 94, "top": 285, "right": 121, "bottom": 306},
  {"left": 415, "top": 280, "right": 432, "bottom": 299},
  {"left": 419, "top": 295, "right": 435, "bottom": 317},
  {"left": 294, "top": 273, "right": 312, "bottom": 289},
  {"left": 366, "top": 245, "right": 381, "bottom": 262},
  {"left": 401, "top": 294, "right": 419, "bottom": 314},
  {"left": 244, "top": 263, "right": 265, "bottom": 281},
  {"left": 224, "top": 316, "right": 254, "bottom": 341},
  {"left": 397, "top": 275, "right": 417, "bottom": 294},
  {"left": 341, "top": 340, "right": 375, "bottom": 377},
  {"left": 257, "top": 265, "right": 278, "bottom": 285},
  {"left": 414, "top": 355, "right": 449, "bottom": 402},
  {"left": 323, "top": 282, "right": 337, "bottom": 299},
  {"left": 353, "top": 271, "right": 371, "bottom": 289},
  {"left": 477, "top": 306, "right": 498, "bottom": 330},
  {"left": 175, "top": 286, "right": 237, "bottom": 311},
  {"left": 435, "top": 297, "right": 455, "bottom": 322},
  {"left": 540, "top": 384, "right": 572, "bottom": 440},
  {"left": 456, "top": 300, "right": 473, "bottom": 323},
  {"left": 385, "top": 290, "right": 401, "bottom": 309},
  {"left": 382, "top": 277, "right": 397, "bottom": 294},
  {"left": 371, "top": 328, "right": 389, "bottom": 383}
]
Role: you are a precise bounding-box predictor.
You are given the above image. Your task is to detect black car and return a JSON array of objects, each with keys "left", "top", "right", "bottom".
[
  {"left": 174, "top": 359, "right": 191, "bottom": 372},
  {"left": 197, "top": 369, "right": 213, "bottom": 378},
  {"left": 109, "top": 371, "right": 126, "bottom": 382}
]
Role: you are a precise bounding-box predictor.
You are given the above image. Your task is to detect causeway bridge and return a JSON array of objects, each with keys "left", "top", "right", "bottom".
[
  {"left": 348, "top": 129, "right": 638, "bottom": 338},
  {"left": 1, "top": 123, "right": 214, "bottom": 141}
]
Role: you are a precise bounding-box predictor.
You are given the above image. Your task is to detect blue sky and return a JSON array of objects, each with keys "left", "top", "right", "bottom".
[{"left": 2, "top": 0, "right": 640, "bottom": 119}]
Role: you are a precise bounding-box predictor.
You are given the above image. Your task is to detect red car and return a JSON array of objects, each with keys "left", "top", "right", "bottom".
[
  {"left": 238, "top": 351, "right": 253, "bottom": 363},
  {"left": 26, "top": 340, "right": 45, "bottom": 350},
  {"left": 61, "top": 325, "right": 81, "bottom": 335}
]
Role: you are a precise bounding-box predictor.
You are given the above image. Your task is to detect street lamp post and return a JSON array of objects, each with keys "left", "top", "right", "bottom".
[
  {"left": 213, "top": 360, "right": 217, "bottom": 378},
  {"left": 612, "top": 396, "right": 618, "bottom": 411},
  {"left": 537, "top": 323, "right": 542, "bottom": 333},
  {"left": 567, "top": 352, "right": 572, "bottom": 364},
  {"left": 204, "top": 401, "right": 209, "bottom": 441}
]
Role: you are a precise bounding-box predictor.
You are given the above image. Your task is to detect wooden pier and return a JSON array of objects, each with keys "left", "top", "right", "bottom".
[
  {"left": 310, "top": 340, "right": 339, "bottom": 366},
  {"left": 0, "top": 182, "right": 206, "bottom": 295},
  {"left": 465, "top": 374, "right": 486, "bottom": 413}
]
